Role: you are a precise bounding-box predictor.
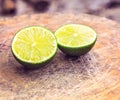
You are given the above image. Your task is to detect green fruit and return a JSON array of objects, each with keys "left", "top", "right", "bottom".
[
  {"left": 11, "top": 26, "right": 57, "bottom": 69},
  {"left": 55, "top": 24, "right": 97, "bottom": 56}
]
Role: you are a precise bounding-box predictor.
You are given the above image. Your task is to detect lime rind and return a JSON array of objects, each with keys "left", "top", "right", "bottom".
[
  {"left": 58, "top": 38, "right": 97, "bottom": 56},
  {"left": 11, "top": 26, "right": 57, "bottom": 66}
]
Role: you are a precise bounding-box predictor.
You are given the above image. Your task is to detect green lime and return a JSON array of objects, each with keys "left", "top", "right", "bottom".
[
  {"left": 11, "top": 26, "right": 57, "bottom": 69},
  {"left": 55, "top": 24, "right": 97, "bottom": 56}
]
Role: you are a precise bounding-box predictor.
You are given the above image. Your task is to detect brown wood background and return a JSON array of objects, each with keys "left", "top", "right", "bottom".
[{"left": 0, "top": 14, "right": 120, "bottom": 100}]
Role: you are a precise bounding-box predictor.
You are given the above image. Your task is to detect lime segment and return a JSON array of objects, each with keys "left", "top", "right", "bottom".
[
  {"left": 55, "top": 24, "right": 97, "bottom": 47},
  {"left": 12, "top": 26, "right": 57, "bottom": 68},
  {"left": 55, "top": 24, "right": 97, "bottom": 56}
]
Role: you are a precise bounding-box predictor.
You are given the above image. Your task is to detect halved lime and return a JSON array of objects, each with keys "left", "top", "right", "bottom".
[
  {"left": 11, "top": 26, "right": 57, "bottom": 69},
  {"left": 55, "top": 24, "right": 97, "bottom": 56}
]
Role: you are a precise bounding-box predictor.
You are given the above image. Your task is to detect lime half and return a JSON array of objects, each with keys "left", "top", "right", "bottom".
[
  {"left": 12, "top": 26, "right": 57, "bottom": 69},
  {"left": 55, "top": 24, "right": 97, "bottom": 56}
]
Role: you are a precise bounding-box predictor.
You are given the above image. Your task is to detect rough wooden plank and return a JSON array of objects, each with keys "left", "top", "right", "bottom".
[{"left": 0, "top": 14, "right": 120, "bottom": 100}]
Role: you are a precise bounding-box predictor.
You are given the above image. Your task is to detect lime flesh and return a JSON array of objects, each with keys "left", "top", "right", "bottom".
[
  {"left": 55, "top": 24, "right": 97, "bottom": 56},
  {"left": 12, "top": 26, "right": 57, "bottom": 69}
]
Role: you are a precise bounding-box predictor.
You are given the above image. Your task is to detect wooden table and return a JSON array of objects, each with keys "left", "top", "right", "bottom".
[{"left": 0, "top": 14, "right": 120, "bottom": 100}]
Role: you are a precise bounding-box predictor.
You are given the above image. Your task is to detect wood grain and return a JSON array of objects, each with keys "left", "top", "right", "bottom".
[{"left": 0, "top": 14, "right": 120, "bottom": 100}]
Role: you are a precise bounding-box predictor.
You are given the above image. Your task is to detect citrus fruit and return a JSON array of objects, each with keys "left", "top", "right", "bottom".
[
  {"left": 11, "top": 26, "right": 57, "bottom": 69},
  {"left": 55, "top": 24, "right": 97, "bottom": 56}
]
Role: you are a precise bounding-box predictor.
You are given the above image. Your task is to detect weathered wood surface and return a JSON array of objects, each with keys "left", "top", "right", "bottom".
[{"left": 0, "top": 14, "right": 120, "bottom": 100}]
